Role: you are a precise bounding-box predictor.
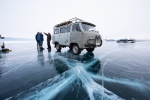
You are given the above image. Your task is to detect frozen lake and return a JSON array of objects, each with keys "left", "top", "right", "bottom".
[{"left": 0, "top": 41, "right": 150, "bottom": 100}]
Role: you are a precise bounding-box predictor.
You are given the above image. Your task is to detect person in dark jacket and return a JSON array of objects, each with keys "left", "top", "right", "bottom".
[
  {"left": 43, "top": 32, "right": 51, "bottom": 49},
  {"left": 35, "top": 32, "right": 44, "bottom": 50},
  {"left": 35, "top": 32, "right": 40, "bottom": 49}
]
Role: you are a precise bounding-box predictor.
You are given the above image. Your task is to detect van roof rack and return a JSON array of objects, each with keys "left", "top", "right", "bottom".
[
  {"left": 55, "top": 17, "right": 84, "bottom": 27},
  {"left": 55, "top": 21, "right": 72, "bottom": 27},
  {"left": 69, "top": 17, "right": 84, "bottom": 22}
]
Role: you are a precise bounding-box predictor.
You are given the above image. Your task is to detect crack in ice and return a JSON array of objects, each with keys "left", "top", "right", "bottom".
[{"left": 7, "top": 52, "right": 124, "bottom": 100}]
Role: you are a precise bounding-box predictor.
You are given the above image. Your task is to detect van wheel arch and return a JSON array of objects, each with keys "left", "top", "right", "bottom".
[
  {"left": 55, "top": 42, "right": 61, "bottom": 51},
  {"left": 69, "top": 43, "right": 75, "bottom": 50},
  {"left": 70, "top": 43, "right": 81, "bottom": 55}
]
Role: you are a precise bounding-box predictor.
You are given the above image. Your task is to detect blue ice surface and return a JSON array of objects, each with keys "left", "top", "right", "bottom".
[{"left": 0, "top": 40, "right": 150, "bottom": 100}]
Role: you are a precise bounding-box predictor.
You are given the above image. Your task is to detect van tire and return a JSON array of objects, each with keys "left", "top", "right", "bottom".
[
  {"left": 99, "top": 39, "right": 103, "bottom": 46},
  {"left": 55, "top": 43, "right": 61, "bottom": 51},
  {"left": 72, "top": 44, "right": 81, "bottom": 55},
  {"left": 86, "top": 48, "right": 94, "bottom": 52}
]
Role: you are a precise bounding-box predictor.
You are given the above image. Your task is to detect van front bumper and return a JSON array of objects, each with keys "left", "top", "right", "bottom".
[{"left": 84, "top": 36, "right": 102, "bottom": 48}]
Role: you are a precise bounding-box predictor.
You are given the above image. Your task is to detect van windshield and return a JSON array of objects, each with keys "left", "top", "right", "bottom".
[{"left": 81, "top": 22, "right": 96, "bottom": 31}]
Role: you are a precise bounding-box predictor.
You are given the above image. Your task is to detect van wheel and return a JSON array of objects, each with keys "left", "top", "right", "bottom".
[
  {"left": 55, "top": 43, "right": 61, "bottom": 51},
  {"left": 86, "top": 48, "right": 94, "bottom": 52},
  {"left": 99, "top": 39, "right": 102, "bottom": 46},
  {"left": 72, "top": 44, "right": 81, "bottom": 55}
]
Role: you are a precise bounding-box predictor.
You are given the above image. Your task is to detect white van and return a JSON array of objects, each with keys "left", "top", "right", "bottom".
[
  {"left": 0, "top": 35, "right": 5, "bottom": 51},
  {"left": 52, "top": 18, "right": 102, "bottom": 55}
]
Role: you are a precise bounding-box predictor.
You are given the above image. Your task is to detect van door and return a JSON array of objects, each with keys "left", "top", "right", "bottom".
[
  {"left": 53, "top": 28, "right": 61, "bottom": 43},
  {"left": 58, "top": 25, "right": 70, "bottom": 46},
  {"left": 63, "top": 25, "right": 71, "bottom": 45},
  {"left": 70, "top": 24, "right": 83, "bottom": 48},
  {"left": 59, "top": 26, "right": 67, "bottom": 45}
]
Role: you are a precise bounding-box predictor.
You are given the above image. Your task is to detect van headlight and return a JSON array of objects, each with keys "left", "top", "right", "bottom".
[{"left": 90, "top": 36, "right": 93, "bottom": 39}]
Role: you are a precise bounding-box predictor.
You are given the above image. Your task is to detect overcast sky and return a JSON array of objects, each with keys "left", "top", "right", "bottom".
[{"left": 0, "top": 0, "right": 150, "bottom": 39}]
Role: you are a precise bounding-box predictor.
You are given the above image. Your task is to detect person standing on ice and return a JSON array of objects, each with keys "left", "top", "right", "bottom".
[
  {"left": 35, "top": 32, "right": 40, "bottom": 49},
  {"left": 35, "top": 32, "right": 44, "bottom": 50},
  {"left": 43, "top": 32, "right": 51, "bottom": 49}
]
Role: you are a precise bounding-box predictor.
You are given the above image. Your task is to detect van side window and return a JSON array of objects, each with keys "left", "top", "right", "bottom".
[
  {"left": 60, "top": 27, "right": 66, "bottom": 33},
  {"left": 72, "top": 24, "right": 76, "bottom": 31},
  {"left": 67, "top": 25, "right": 71, "bottom": 32},
  {"left": 54, "top": 28, "right": 58, "bottom": 34},
  {"left": 72, "top": 24, "right": 80, "bottom": 32},
  {"left": 76, "top": 24, "right": 81, "bottom": 31}
]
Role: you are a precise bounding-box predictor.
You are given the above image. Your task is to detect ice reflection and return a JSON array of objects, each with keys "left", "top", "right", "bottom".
[
  {"left": 37, "top": 51, "right": 45, "bottom": 66},
  {"left": 48, "top": 46, "right": 51, "bottom": 52},
  {"left": 0, "top": 52, "right": 2, "bottom": 77},
  {"left": 54, "top": 51, "right": 101, "bottom": 74},
  {"left": 7, "top": 51, "right": 123, "bottom": 100},
  {"left": 0, "top": 52, "right": 1, "bottom": 58},
  {"left": 0, "top": 66, "right": 2, "bottom": 77},
  {"left": 0, "top": 52, "right": 7, "bottom": 77}
]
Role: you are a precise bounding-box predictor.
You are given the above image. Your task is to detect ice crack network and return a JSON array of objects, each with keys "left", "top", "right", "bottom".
[{"left": 7, "top": 52, "right": 124, "bottom": 100}]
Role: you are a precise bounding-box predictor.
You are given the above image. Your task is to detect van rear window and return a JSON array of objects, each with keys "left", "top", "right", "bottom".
[{"left": 54, "top": 28, "right": 58, "bottom": 34}]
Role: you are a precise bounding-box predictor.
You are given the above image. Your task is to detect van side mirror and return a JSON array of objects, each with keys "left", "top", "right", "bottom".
[{"left": 1, "top": 37, "right": 5, "bottom": 39}]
